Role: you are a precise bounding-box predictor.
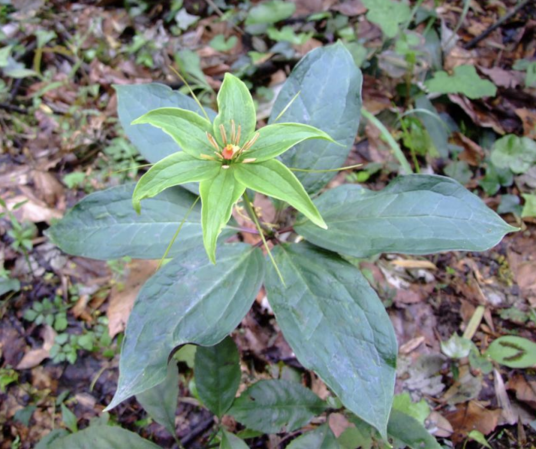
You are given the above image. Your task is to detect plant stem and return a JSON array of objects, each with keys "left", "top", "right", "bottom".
[
  {"left": 242, "top": 192, "right": 285, "bottom": 286},
  {"left": 158, "top": 196, "right": 200, "bottom": 269},
  {"left": 361, "top": 108, "right": 413, "bottom": 175}
]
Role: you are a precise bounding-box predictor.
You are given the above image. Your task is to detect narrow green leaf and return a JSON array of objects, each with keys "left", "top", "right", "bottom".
[
  {"left": 228, "top": 379, "right": 326, "bottom": 434},
  {"left": 60, "top": 404, "right": 78, "bottom": 433},
  {"left": 245, "top": 0, "right": 295, "bottom": 25},
  {"left": 287, "top": 424, "right": 340, "bottom": 449},
  {"left": 264, "top": 243, "right": 397, "bottom": 439},
  {"left": 220, "top": 430, "right": 249, "bottom": 449},
  {"left": 136, "top": 362, "right": 179, "bottom": 436},
  {"left": 387, "top": 410, "right": 441, "bottom": 449},
  {"left": 200, "top": 168, "right": 246, "bottom": 263},
  {"left": 296, "top": 175, "right": 517, "bottom": 258},
  {"left": 105, "top": 244, "right": 264, "bottom": 410},
  {"left": 115, "top": 83, "right": 216, "bottom": 163},
  {"left": 132, "top": 152, "right": 220, "bottom": 213},
  {"left": 195, "top": 337, "right": 241, "bottom": 417},
  {"left": 244, "top": 123, "right": 335, "bottom": 162},
  {"left": 485, "top": 336, "right": 536, "bottom": 368},
  {"left": 52, "top": 425, "right": 161, "bottom": 449},
  {"left": 47, "top": 184, "right": 210, "bottom": 260},
  {"left": 234, "top": 160, "right": 326, "bottom": 229},
  {"left": 213, "top": 73, "right": 256, "bottom": 147},
  {"left": 132, "top": 107, "right": 215, "bottom": 158},
  {"left": 269, "top": 43, "right": 362, "bottom": 193}
]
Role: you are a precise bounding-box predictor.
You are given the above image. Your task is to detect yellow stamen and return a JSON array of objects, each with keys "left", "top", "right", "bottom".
[
  {"left": 231, "top": 120, "right": 236, "bottom": 144},
  {"left": 219, "top": 124, "right": 227, "bottom": 145},
  {"left": 236, "top": 124, "right": 241, "bottom": 145},
  {"left": 200, "top": 154, "right": 215, "bottom": 161},
  {"left": 241, "top": 132, "right": 260, "bottom": 153},
  {"left": 206, "top": 132, "right": 220, "bottom": 152},
  {"left": 242, "top": 158, "right": 256, "bottom": 163}
]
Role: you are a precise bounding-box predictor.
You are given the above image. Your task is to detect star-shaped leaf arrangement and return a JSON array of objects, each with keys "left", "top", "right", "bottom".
[{"left": 132, "top": 73, "right": 334, "bottom": 263}]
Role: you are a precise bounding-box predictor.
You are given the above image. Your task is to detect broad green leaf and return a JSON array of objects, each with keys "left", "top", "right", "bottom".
[
  {"left": 362, "top": 0, "right": 410, "bottom": 38},
  {"left": 287, "top": 424, "right": 340, "bottom": 449},
  {"left": 228, "top": 379, "right": 326, "bottom": 433},
  {"left": 47, "top": 184, "right": 212, "bottom": 260},
  {"left": 195, "top": 337, "right": 241, "bottom": 417},
  {"left": 105, "top": 244, "right": 264, "bottom": 410},
  {"left": 269, "top": 43, "right": 362, "bottom": 193},
  {"left": 0, "top": 277, "right": 20, "bottom": 296},
  {"left": 468, "top": 430, "right": 492, "bottom": 449},
  {"left": 522, "top": 193, "right": 536, "bottom": 218},
  {"left": 387, "top": 410, "right": 441, "bottom": 449},
  {"left": 210, "top": 35, "right": 238, "bottom": 52},
  {"left": 213, "top": 73, "right": 256, "bottom": 147},
  {"left": 245, "top": 0, "right": 295, "bottom": 25},
  {"left": 264, "top": 244, "right": 397, "bottom": 438},
  {"left": 136, "top": 362, "right": 179, "bottom": 436},
  {"left": 245, "top": 123, "right": 334, "bottom": 162},
  {"left": 425, "top": 65, "right": 497, "bottom": 99},
  {"left": 52, "top": 425, "right": 160, "bottom": 449},
  {"left": 267, "top": 26, "right": 313, "bottom": 45},
  {"left": 491, "top": 134, "right": 536, "bottom": 174},
  {"left": 200, "top": 168, "right": 246, "bottom": 263},
  {"left": 485, "top": 336, "right": 536, "bottom": 368},
  {"left": 295, "top": 175, "right": 517, "bottom": 258},
  {"left": 35, "top": 429, "right": 69, "bottom": 449},
  {"left": 115, "top": 83, "right": 216, "bottom": 163},
  {"left": 234, "top": 160, "right": 326, "bottom": 229},
  {"left": 132, "top": 152, "right": 220, "bottom": 213},
  {"left": 441, "top": 333, "right": 472, "bottom": 359},
  {"left": 220, "top": 430, "right": 249, "bottom": 449},
  {"left": 132, "top": 107, "right": 215, "bottom": 158},
  {"left": 392, "top": 393, "right": 430, "bottom": 425}
]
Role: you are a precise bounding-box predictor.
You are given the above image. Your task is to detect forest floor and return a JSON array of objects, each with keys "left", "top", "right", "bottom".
[{"left": 1, "top": 0, "right": 536, "bottom": 448}]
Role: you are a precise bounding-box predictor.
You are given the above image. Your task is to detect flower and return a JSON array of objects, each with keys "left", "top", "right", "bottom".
[{"left": 131, "top": 73, "right": 335, "bottom": 263}]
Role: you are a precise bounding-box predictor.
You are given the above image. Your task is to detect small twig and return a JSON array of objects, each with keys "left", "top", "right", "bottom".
[
  {"left": 0, "top": 103, "right": 27, "bottom": 114},
  {"left": 181, "top": 417, "right": 215, "bottom": 447},
  {"left": 464, "top": 0, "right": 531, "bottom": 49}
]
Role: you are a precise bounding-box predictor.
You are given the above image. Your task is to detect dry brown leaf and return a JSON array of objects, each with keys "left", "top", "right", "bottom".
[
  {"left": 328, "top": 413, "right": 352, "bottom": 437},
  {"left": 515, "top": 108, "right": 536, "bottom": 140},
  {"left": 507, "top": 374, "right": 536, "bottom": 409},
  {"left": 107, "top": 260, "right": 158, "bottom": 338},
  {"left": 479, "top": 67, "right": 523, "bottom": 89},
  {"left": 391, "top": 259, "right": 437, "bottom": 270},
  {"left": 453, "top": 132, "right": 485, "bottom": 166},
  {"left": 444, "top": 401, "right": 501, "bottom": 443},
  {"left": 5, "top": 194, "right": 62, "bottom": 224},
  {"left": 16, "top": 325, "right": 56, "bottom": 370},
  {"left": 429, "top": 410, "right": 454, "bottom": 438},
  {"left": 32, "top": 170, "right": 64, "bottom": 206}
]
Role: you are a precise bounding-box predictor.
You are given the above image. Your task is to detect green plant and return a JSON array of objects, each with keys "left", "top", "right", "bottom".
[
  {"left": 23, "top": 296, "right": 68, "bottom": 331},
  {"left": 47, "top": 44, "right": 515, "bottom": 445}
]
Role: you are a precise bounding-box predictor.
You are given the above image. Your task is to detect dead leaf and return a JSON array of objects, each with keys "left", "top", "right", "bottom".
[
  {"left": 331, "top": 0, "right": 366, "bottom": 16},
  {"left": 107, "top": 260, "right": 158, "bottom": 338},
  {"left": 479, "top": 67, "right": 523, "bottom": 89},
  {"left": 328, "top": 413, "right": 352, "bottom": 437},
  {"left": 515, "top": 108, "right": 536, "bottom": 140},
  {"left": 5, "top": 194, "right": 62, "bottom": 224},
  {"left": 391, "top": 259, "right": 437, "bottom": 270},
  {"left": 444, "top": 401, "right": 501, "bottom": 443},
  {"left": 428, "top": 411, "right": 454, "bottom": 438},
  {"left": 495, "top": 369, "right": 517, "bottom": 425},
  {"left": 507, "top": 374, "right": 536, "bottom": 409},
  {"left": 453, "top": 132, "right": 485, "bottom": 166},
  {"left": 32, "top": 170, "right": 64, "bottom": 206},
  {"left": 16, "top": 326, "right": 56, "bottom": 370}
]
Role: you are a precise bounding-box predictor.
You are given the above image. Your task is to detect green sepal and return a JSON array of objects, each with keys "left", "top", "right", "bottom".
[
  {"left": 200, "top": 168, "right": 246, "bottom": 263},
  {"left": 132, "top": 152, "right": 220, "bottom": 213},
  {"left": 234, "top": 159, "right": 326, "bottom": 229},
  {"left": 245, "top": 123, "right": 335, "bottom": 162},
  {"left": 213, "top": 73, "right": 256, "bottom": 147},
  {"left": 132, "top": 107, "right": 215, "bottom": 158}
]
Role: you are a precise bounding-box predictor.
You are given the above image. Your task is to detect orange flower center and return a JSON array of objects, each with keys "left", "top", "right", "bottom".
[{"left": 222, "top": 144, "right": 239, "bottom": 160}]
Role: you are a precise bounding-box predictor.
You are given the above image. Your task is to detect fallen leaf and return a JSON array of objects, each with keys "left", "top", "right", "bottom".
[
  {"left": 479, "top": 67, "right": 523, "bottom": 89},
  {"left": 453, "top": 132, "right": 485, "bottom": 166},
  {"left": 515, "top": 108, "right": 536, "bottom": 140},
  {"left": 32, "top": 170, "right": 64, "bottom": 206},
  {"left": 16, "top": 325, "right": 56, "bottom": 370},
  {"left": 444, "top": 401, "right": 501, "bottom": 443},
  {"left": 107, "top": 260, "right": 158, "bottom": 338},
  {"left": 507, "top": 374, "right": 536, "bottom": 409}
]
